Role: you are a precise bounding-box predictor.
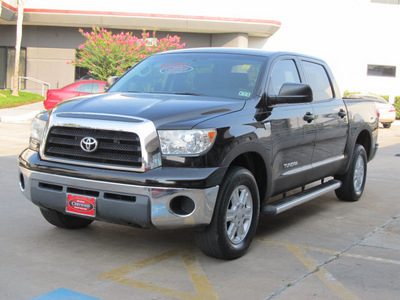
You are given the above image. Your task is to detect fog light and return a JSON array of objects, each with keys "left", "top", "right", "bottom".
[{"left": 170, "top": 196, "right": 195, "bottom": 216}]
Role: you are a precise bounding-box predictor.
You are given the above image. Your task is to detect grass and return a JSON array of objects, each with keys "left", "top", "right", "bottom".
[{"left": 0, "top": 90, "right": 44, "bottom": 109}]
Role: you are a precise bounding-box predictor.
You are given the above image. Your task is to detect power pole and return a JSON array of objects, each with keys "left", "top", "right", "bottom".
[{"left": 11, "top": 0, "right": 24, "bottom": 96}]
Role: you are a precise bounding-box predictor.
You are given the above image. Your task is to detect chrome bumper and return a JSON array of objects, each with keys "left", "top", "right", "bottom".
[{"left": 19, "top": 167, "right": 219, "bottom": 229}]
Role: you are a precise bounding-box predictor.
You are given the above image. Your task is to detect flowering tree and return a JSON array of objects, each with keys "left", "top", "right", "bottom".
[{"left": 70, "top": 27, "right": 186, "bottom": 80}]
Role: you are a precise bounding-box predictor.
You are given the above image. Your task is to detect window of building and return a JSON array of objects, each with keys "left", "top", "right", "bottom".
[
  {"left": 371, "top": 0, "right": 400, "bottom": 4},
  {"left": 302, "top": 61, "right": 333, "bottom": 101},
  {"left": 367, "top": 64, "right": 396, "bottom": 77},
  {"left": 0, "top": 47, "right": 26, "bottom": 89}
]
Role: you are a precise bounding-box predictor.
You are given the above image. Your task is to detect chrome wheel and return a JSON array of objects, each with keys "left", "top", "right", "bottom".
[
  {"left": 196, "top": 167, "right": 259, "bottom": 259},
  {"left": 225, "top": 185, "right": 253, "bottom": 244},
  {"left": 353, "top": 155, "right": 365, "bottom": 194}
]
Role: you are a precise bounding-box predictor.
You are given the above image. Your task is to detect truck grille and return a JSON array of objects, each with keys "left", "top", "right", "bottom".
[{"left": 44, "top": 126, "right": 142, "bottom": 168}]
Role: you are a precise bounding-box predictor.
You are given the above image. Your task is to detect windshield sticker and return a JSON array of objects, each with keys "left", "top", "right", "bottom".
[
  {"left": 160, "top": 63, "right": 193, "bottom": 74},
  {"left": 239, "top": 91, "right": 251, "bottom": 97}
]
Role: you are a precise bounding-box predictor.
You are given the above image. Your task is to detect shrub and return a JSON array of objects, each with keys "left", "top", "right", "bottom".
[
  {"left": 70, "top": 27, "right": 185, "bottom": 81},
  {"left": 395, "top": 96, "right": 400, "bottom": 119}
]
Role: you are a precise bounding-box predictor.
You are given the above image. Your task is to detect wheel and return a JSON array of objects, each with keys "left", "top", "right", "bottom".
[
  {"left": 382, "top": 123, "right": 392, "bottom": 129},
  {"left": 40, "top": 208, "right": 94, "bottom": 229},
  {"left": 196, "top": 167, "right": 260, "bottom": 259},
  {"left": 335, "top": 144, "right": 367, "bottom": 201}
]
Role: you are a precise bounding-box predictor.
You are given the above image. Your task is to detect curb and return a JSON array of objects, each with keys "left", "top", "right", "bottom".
[{"left": 0, "top": 102, "right": 44, "bottom": 123}]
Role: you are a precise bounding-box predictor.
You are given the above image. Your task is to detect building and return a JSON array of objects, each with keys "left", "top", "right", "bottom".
[{"left": 1, "top": 0, "right": 399, "bottom": 103}]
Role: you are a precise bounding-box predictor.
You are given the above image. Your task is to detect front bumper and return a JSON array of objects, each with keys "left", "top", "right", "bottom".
[{"left": 18, "top": 166, "right": 219, "bottom": 229}]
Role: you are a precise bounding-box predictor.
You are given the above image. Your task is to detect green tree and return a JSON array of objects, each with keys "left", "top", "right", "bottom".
[
  {"left": 71, "top": 27, "right": 185, "bottom": 80},
  {"left": 394, "top": 96, "right": 400, "bottom": 119}
]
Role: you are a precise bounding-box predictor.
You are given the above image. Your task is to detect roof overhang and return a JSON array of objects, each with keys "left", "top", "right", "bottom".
[{"left": 0, "top": 5, "right": 281, "bottom": 38}]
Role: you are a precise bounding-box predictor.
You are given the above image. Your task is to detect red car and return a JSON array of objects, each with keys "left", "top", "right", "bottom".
[{"left": 44, "top": 80, "right": 106, "bottom": 110}]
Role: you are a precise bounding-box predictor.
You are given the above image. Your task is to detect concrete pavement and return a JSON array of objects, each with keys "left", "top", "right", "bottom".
[
  {"left": 1, "top": 102, "right": 399, "bottom": 300},
  {"left": 0, "top": 101, "right": 45, "bottom": 123}
]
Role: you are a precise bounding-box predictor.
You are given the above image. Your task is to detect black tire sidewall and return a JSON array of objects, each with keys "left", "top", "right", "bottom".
[
  {"left": 214, "top": 167, "right": 260, "bottom": 259},
  {"left": 350, "top": 145, "right": 367, "bottom": 199},
  {"left": 336, "top": 144, "right": 367, "bottom": 201}
]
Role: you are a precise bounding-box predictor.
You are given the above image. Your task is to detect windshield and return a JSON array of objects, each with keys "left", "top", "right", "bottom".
[{"left": 108, "top": 52, "right": 266, "bottom": 100}]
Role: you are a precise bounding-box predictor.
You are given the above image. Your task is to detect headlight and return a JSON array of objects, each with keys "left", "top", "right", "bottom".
[
  {"left": 29, "top": 113, "right": 47, "bottom": 151},
  {"left": 158, "top": 129, "right": 216, "bottom": 156}
]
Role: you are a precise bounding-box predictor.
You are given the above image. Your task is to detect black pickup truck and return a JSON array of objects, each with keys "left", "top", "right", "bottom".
[{"left": 18, "top": 48, "right": 378, "bottom": 259}]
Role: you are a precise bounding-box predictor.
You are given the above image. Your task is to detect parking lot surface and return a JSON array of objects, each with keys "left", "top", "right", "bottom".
[{"left": 1, "top": 115, "right": 399, "bottom": 300}]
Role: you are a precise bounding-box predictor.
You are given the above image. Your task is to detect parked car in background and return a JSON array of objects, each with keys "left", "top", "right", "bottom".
[
  {"left": 44, "top": 80, "right": 106, "bottom": 110},
  {"left": 345, "top": 94, "right": 396, "bottom": 128}
]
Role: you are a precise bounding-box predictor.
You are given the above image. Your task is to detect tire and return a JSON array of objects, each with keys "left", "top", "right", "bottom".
[
  {"left": 196, "top": 167, "right": 260, "bottom": 260},
  {"left": 335, "top": 144, "right": 367, "bottom": 201},
  {"left": 40, "top": 208, "right": 94, "bottom": 229},
  {"left": 382, "top": 123, "right": 392, "bottom": 129}
]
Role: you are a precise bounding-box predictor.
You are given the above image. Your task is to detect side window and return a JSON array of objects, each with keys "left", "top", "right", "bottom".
[
  {"left": 91, "top": 83, "right": 100, "bottom": 93},
  {"left": 268, "top": 59, "right": 301, "bottom": 95},
  {"left": 76, "top": 83, "right": 94, "bottom": 93},
  {"left": 302, "top": 61, "right": 333, "bottom": 101}
]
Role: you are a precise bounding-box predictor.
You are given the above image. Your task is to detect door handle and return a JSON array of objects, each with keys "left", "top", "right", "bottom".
[
  {"left": 303, "top": 112, "right": 314, "bottom": 123},
  {"left": 338, "top": 109, "right": 346, "bottom": 118}
]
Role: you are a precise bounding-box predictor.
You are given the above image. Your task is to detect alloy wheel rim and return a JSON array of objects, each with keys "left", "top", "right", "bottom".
[
  {"left": 225, "top": 185, "right": 253, "bottom": 244},
  {"left": 353, "top": 155, "right": 365, "bottom": 194}
]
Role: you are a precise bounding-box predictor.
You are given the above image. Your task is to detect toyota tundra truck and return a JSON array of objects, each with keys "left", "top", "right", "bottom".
[{"left": 18, "top": 48, "right": 379, "bottom": 259}]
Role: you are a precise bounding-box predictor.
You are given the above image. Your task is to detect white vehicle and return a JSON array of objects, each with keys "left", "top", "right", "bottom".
[{"left": 346, "top": 94, "right": 396, "bottom": 128}]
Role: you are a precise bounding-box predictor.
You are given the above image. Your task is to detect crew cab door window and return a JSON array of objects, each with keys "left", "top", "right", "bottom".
[
  {"left": 302, "top": 61, "right": 333, "bottom": 101},
  {"left": 268, "top": 59, "right": 301, "bottom": 95}
]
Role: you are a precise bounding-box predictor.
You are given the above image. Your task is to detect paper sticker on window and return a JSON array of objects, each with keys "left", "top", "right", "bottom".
[
  {"left": 239, "top": 91, "right": 251, "bottom": 97},
  {"left": 160, "top": 63, "right": 193, "bottom": 74}
]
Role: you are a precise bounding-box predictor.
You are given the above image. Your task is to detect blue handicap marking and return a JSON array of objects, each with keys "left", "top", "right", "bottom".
[{"left": 30, "top": 288, "right": 103, "bottom": 300}]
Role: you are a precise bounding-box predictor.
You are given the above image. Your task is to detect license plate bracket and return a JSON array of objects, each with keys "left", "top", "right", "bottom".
[{"left": 66, "top": 194, "right": 96, "bottom": 217}]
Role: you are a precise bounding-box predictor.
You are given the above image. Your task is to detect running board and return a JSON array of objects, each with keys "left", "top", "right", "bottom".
[{"left": 261, "top": 180, "right": 341, "bottom": 216}]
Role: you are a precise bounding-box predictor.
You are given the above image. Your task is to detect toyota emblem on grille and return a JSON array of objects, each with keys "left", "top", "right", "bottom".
[{"left": 80, "top": 137, "right": 99, "bottom": 153}]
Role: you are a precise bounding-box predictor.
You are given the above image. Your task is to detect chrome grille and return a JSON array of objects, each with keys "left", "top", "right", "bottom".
[{"left": 44, "top": 126, "right": 142, "bottom": 167}]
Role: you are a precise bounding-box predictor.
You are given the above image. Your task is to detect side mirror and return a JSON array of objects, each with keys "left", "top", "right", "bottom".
[
  {"left": 106, "top": 76, "right": 119, "bottom": 90},
  {"left": 268, "top": 83, "right": 313, "bottom": 105}
]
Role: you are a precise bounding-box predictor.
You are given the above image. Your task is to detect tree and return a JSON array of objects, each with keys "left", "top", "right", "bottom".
[
  {"left": 12, "top": 0, "right": 25, "bottom": 96},
  {"left": 71, "top": 27, "right": 186, "bottom": 81}
]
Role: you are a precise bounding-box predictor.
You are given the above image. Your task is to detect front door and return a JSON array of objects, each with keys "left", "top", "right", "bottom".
[{"left": 266, "top": 58, "right": 316, "bottom": 195}]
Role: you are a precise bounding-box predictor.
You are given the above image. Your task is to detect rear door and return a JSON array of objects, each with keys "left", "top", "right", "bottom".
[
  {"left": 266, "top": 57, "right": 316, "bottom": 194},
  {"left": 300, "top": 59, "right": 348, "bottom": 180}
]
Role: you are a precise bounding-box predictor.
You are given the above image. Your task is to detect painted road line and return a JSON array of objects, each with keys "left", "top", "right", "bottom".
[
  {"left": 257, "top": 238, "right": 400, "bottom": 266},
  {"left": 98, "top": 248, "right": 218, "bottom": 300},
  {"left": 285, "top": 244, "right": 360, "bottom": 300}
]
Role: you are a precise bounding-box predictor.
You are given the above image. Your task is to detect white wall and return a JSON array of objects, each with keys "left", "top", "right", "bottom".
[{"left": 262, "top": 0, "right": 400, "bottom": 101}]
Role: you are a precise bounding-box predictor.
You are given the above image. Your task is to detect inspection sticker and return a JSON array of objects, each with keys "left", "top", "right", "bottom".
[
  {"left": 66, "top": 194, "right": 96, "bottom": 217},
  {"left": 238, "top": 91, "right": 251, "bottom": 97}
]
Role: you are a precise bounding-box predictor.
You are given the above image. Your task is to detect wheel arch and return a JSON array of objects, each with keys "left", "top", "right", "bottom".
[
  {"left": 220, "top": 142, "right": 272, "bottom": 204},
  {"left": 355, "top": 129, "right": 372, "bottom": 160}
]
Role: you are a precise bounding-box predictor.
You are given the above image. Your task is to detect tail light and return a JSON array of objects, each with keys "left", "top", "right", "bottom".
[
  {"left": 389, "top": 106, "right": 396, "bottom": 113},
  {"left": 375, "top": 107, "right": 380, "bottom": 118}
]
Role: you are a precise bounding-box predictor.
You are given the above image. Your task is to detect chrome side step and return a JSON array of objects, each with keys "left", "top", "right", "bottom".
[{"left": 261, "top": 179, "right": 341, "bottom": 216}]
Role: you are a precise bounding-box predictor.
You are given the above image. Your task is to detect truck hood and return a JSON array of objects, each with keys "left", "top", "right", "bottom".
[{"left": 51, "top": 92, "right": 245, "bottom": 129}]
